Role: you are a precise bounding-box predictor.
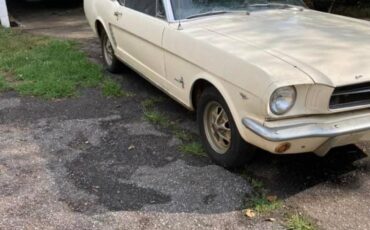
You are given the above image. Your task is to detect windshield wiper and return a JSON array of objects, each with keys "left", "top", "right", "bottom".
[{"left": 186, "top": 11, "right": 228, "bottom": 19}]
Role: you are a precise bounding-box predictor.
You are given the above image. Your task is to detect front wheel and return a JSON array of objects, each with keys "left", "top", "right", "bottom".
[
  {"left": 197, "top": 87, "right": 256, "bottom": 168},
  {"left": 101, "top": 29, "right": 122, "bottom": 73}
]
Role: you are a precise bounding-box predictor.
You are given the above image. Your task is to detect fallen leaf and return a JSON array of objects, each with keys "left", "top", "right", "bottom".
[
  {"left": 244, "top": 209, "right": 256, "bottom": 218},
  {"left": 267, "top": 195, "right": 278, "bottom": 202},
  {"left": 265, "top": 218, "right": 276, "bottom": 222}
]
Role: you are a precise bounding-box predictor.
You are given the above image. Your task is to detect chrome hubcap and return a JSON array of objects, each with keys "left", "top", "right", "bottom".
[
  {"left": 203, "top": 101, "right": 231, "bottom": 154},
  {"left": 104, "top": 37, "right": 114, "bottom": 66}
]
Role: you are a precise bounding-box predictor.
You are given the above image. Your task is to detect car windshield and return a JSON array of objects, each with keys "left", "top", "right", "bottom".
[{"left": 170, "top": 0, "right": 306, "bottom": 20}]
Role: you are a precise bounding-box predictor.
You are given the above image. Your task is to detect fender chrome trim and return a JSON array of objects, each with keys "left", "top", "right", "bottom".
[{"left": 242, "top": 116, "right": 370, "bottom": 142}]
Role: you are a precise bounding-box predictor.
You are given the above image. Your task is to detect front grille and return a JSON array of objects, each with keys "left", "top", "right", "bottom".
[{"left": 330, "top": 83, "right": 370, "bottom": 109}]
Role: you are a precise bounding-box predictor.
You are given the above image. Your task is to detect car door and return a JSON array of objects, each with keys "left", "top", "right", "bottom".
[{"left": 110, "top": 0, "right": 168, "bottom": 88}]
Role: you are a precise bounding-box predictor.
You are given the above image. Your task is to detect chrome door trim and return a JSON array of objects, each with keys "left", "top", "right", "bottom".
[{"left": 163, "top": 0, "right": 175, "bottom": 22}]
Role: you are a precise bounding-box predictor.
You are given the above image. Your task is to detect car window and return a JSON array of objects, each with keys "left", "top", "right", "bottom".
[
  {"left": 125, "top": 0, "right": 166, "bottom": 19},
  {"left": 170, "top": 0, "right": 306, "bottom": 20},
  {"left": 156, "top": 0, "right": 166, "bottom": 19}
]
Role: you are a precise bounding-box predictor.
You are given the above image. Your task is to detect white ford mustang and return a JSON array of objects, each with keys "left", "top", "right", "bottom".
[{"left": 85, "top": 0, "right": 370, "bottom": 168}]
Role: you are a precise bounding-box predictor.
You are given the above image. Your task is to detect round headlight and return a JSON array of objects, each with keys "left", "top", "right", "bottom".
[{"left": 270, "top": 86, "right": 297, "bottom": 115}]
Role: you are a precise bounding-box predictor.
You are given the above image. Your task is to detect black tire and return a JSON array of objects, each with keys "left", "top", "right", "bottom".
[
  {"left": 197, "top": 87, "right": 256, "bottom": 168},
  {"left": 100, "top": 29, "right": 122, "bottom": 73}
]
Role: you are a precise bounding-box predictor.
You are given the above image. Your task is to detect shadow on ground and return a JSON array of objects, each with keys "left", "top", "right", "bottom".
[{"left": 246, "top": 145, "right": 368, "bottom": 198}]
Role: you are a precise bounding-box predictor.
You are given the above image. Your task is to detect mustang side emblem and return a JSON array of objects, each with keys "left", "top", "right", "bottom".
[{"left": 175, "top": 77, "right": 185, "bottom": 88}]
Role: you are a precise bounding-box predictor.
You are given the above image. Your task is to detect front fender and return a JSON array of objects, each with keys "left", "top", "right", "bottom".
[{"left": 189, "top": 73, "right": 266, "bottom": 146}]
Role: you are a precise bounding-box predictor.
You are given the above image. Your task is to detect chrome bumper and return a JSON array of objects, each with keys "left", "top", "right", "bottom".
[{"left": 242, "top": 115, "right": 370, "bottom": 142}]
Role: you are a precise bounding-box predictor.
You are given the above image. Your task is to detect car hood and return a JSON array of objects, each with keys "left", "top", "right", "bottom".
[{"left": 194, "top": 9, "right": 370, "bottom": 87}]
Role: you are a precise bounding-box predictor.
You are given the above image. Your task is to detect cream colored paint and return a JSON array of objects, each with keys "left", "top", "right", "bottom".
[
  {"left": 0, "top": 0, "right": 10, "bottom": 28},
  {"left": 198, "top": 9, "right": 370, "bottom": 87},
  {"left": 111, "top": 7, "right": 168, "bottom": 87},
  {"left": 84, "top": 0, "right": 370, "bottom": 155}
]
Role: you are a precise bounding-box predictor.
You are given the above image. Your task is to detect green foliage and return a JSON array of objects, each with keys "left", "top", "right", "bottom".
[
  {"left": 174, "top": 129, "right": 194, "bottom": 142},
  {"left": 0, "top": 29, "right": 103, "bottom": 99},
  {"left": 141, "top": 97, "right": 165, "bottom": 109},
  {"left": 286, "top": 214, "right": 316, "bottom": 230},
  {"left": 0, "top": 76, "right": 9, "bottom": 91},
  {"left": 240, "top": 171, "right": 282, "bottom": 214},
  {"left": 141, "top": 97, "right": 170, "bottom": 126},
  {"left": 248, "top": 196, "right": 282, "bottom": 214},
  {"left": 240, "top": 172, "right": 265, "bottom": 193},
  {"left": 143, "top": 109, "right": 171, "bottom": 127},
  {"left": 102, "top": 79, "right": 129, "bottom": 97},
  {"left": 140, "top": 96, "right": 206, "bottom": 157},
  {"left": 179, "top": 141, "right": 206, "bottom": 156}
]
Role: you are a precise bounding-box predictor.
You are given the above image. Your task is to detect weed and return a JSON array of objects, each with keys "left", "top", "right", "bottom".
[
  {"left": 179, "top": 141, "right": 206, "bottom": 156},
  {"left": 143, "top": 110, "right": 170, "bottom": 127},
  {"left": 141, "top": 96, "right": 170, "bottom": 127},
  {"left": 0, "top": 76, "right": 9, "bottom": 91},
  {"left": 247, "top": 196, "right": 282, "bottom": 214},
  {"left": 174, "top": 129, "right": 193, "bottom": 142},
  {"left": 240, "top": 172, "right": 265, "bottom": 194},
  {"left": 141, "top": 97, "right": 164, "bottom": 109},
  {"left": 102, "top": 79, "right": 129, "bottom": 97},
  {"left": 286, "top": 214, "right": 316, "bottom": 230},
  {"left": 241, "top": 170, "right": 282, "bottom": 214},
  {"left": 141, "top": 96, "right": 205, "bottom": 157}
]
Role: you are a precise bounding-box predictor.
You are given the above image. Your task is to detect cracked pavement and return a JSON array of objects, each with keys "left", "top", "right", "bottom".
[{"left": 0, "top": 91, "right": 280, "bottom": 229}]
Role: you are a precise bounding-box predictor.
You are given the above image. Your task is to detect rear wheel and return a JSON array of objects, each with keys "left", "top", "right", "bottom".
[
  {"left": 197, "top": 87, "right": 256, "bottom": 168},
  {"left": 101, "top": 29, "right": 121, "bottom": 73}
]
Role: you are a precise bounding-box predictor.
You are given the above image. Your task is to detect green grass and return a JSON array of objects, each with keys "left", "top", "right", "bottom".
[
  {"left": 247, "top": 196, "right": 282, "bottom": 214},
  {"left": 141, "top": 96, "right": 207, "bottom": 157},
  {"left": 174, "top": 129, "right": 193, "bottom": 142},
  {"left": 240, "top": 171, "right": 282, "bottom": 214},
  {"left": 0, "top": 76, "right": 9, "bottom": 91},
  {"left": 142, "top": 97, "right": 171, "bottom": 127},
  {"left": 102, "top": 79, "right": 130, "bottom": 97},
  {"left": 141, "top": 97, "right": 165, "bottom": 109},
  {"left": 240, "top": 172, "right": 265, "bottom": 194},
  {"left": 286, "top": 214, "right": 316, "bottom": 230},
  {"left": 241, "top": 171, "right": 315, "bottom": 228},
  {"left": 179, "top": 141, "right": 206, "bottom": 156},
  {"left": 0, "top": 28, "right": 117, "bottom": 99},
  {"left": 143, "top": 110, "right": 171, "bottom": 127},
  {"left": 247, "top": 176, "right": 265, "bottom": 191},
  {"left": 0, "top": 28, "right": 49, "bottom": 52}
]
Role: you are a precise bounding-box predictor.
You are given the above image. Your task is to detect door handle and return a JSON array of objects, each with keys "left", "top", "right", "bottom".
[{"left": 114, "top": 11, "right": 123, "bottom": 17}]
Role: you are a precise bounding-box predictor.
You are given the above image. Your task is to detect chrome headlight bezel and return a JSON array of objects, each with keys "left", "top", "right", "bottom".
[{"left": 269, "top": 86, "right": 297, "bottom": 115}]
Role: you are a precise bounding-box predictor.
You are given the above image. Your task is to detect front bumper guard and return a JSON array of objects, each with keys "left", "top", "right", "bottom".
[{"left": 242, "top": 115, "right": 370, "bottom": 142}]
